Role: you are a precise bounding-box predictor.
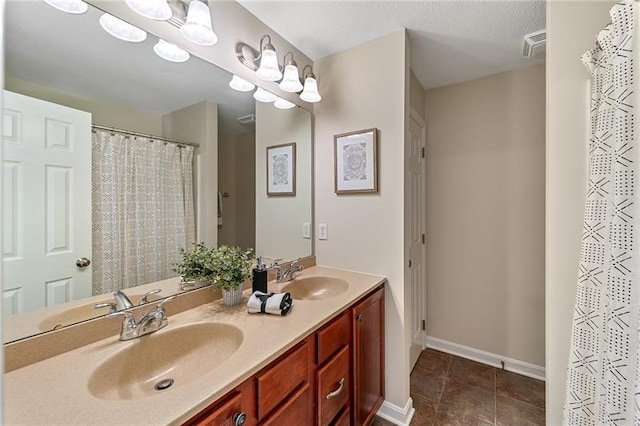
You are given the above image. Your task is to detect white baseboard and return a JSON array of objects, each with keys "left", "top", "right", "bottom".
[
  {"left": 425, "top": 336, "right": 546, "bottom": 381},
  {"left": 376, "top": 397, "right": 415, "bottom": 425}
]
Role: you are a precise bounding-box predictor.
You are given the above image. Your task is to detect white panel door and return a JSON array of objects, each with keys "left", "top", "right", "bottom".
[
  {"left": 409, "top": 111, "right": 427, "bottom": 370},
  {"left": 2, "top": 91, "right": 92, "bottom": 315}
]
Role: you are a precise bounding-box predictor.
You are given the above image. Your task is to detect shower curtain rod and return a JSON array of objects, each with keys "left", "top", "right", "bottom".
[{"left": 92, "top": 124, "right": 200, "bottom": 148}]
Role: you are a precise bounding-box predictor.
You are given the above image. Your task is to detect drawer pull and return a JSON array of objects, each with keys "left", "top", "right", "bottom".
[
  {"left": 233, "top": 411, "right": 246, "bottom": 426},
  {"left": 325, "top": 377, "right": 345, "bottom": 400}
]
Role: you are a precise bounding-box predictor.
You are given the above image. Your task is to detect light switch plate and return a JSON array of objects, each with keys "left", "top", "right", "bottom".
[
  {"left": 302, "top": 222, "right": 311, "bottom": 239},
  {"left": 318, "top": 223, "right": 328, "bottom": 240}
]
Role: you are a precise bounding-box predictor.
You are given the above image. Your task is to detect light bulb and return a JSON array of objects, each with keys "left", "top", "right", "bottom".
[
  {"left": 274, "top": 97, "right": 296, "bottom": 109},
  {"left": 254, "top": 88, "right": 278, "bottom": 103},
  {"left": 229, "top": 75, "right": 255, "bottom": 92},
  {"left": 154, "top": 40, "right": 190, "bottom": 63},
  {"left": 99, "top": 14, "right": 147, "bottom": 43},
  {"left": 279, "top": 64, "right": 303, "bottom": 93},
  {"left": 180, "top": 0, "right": 218, "bottom": 46},
  {"left": 43, "top": 0, "right": 88, "bottom": 14},
  {"left": 256, "top": 48, "right": 282, "bottom": 82},
  {"left": 126, "top": 0, "right": 172, "bottom": 20},
  {"left": 300, "top": 76, "right": 321, "bottom": 103}
]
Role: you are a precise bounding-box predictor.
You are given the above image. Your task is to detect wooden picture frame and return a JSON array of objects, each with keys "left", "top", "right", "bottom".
[
  {"left": 334, "top": 128, "right": 378, "bottom": 194},
  {"left": 267, "top": 142, "right": 296, "bottom": 196}
]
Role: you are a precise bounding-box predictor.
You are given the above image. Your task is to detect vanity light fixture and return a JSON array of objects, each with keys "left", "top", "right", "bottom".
[
  {"left": 254, "top": 87, "right": 278, "bottom": 103},
  {"left": 300, "top": 65, "right": 322, "bottom": 103},
  {"left": 126, "top": 0, "right": 172, "bottom": 21},
  {"left": 229, "top": 75, "right": 255, "bottom": 92},
  {"left": 278, "top": 52, "right": 303, "bottom": 93},
  {"left": 43, "top": 0, "right": 88, "bottom": 14},
  {"left": 180, "top": 0, "right": 217, "bottom": 46},
  {"left": 154, "top": 39, "right": 190, "bottom": 63},
  {"left": 99, "top": 13, "right": 147, "bottom": 43},
  {"left": 254, "top": 35, "right": 283, "bottom": 82},
  {"left": 273, "top": 97, "right": 296, "bottom": 110}
]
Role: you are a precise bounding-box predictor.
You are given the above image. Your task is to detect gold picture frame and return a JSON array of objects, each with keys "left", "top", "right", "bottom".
[{"left": 334, "top": 128, "right": 378, "bottom": 194}]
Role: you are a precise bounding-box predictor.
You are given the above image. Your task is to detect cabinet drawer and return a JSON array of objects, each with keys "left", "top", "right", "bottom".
[
  {"left": 190, "top": 392, "right": 244, "bottom": 426},
  {"left": 256, "top": 341, "right": 309, "bottom": 419},
  {"left": 260, "top": 384, "right": 312, "bottom": 426},
  {"left": 317, "top": 345, "right": 350, "bottom": 426},
  {"left": 317, "top": 311, "right": 350, "bottom": 365},
  {"left": 331, "top": 407, "right": 350, "bottom": 426}
]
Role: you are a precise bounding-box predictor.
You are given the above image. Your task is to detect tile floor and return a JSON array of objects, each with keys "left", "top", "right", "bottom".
[{"left": 373, "top": 349, "right": 545, "bottom": 426}]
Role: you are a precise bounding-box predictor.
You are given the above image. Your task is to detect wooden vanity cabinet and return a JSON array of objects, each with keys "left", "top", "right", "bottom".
[
  {"left": 184, "top": 285, "right": 384, "bottom": 426},
  {"left": 352, "top": 286, "right": 385, "bottom": 426}
]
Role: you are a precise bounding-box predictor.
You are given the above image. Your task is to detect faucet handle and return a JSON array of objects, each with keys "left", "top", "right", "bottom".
[
  {"left": 156, "top": 295, "right": 177, "bottom": 310},
  {"left": 140, "top": 289, "right": 162, "bottom": 305},
  {"left": 94, "top": 302, "right": 117, "bottom": 313},
  {"left": 270, "top": 258, "right": 284, "bottom": 268}
]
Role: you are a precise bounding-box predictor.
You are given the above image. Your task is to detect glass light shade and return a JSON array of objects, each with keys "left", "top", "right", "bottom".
[
  {"left": 300, "top": 77, "right": 322, "bottom": 103},
  {"left": 154, "top": 40, "right": 190, "bottom": 63},
  {"left": 180, "top": 0, "right": 218, "bottom": 46},
  {"left": 99, "top": 14, "right": 147, "bottom": 43},
  {"left": 229, "top": 75, "right": 255, "bottom": 92},
  {"left": 274, "top": 97, "right": 296, "bottom": 110},
  {"left": 255, "top": 49, "right": 282, "bottom": 82},
  {"left": 253, "top": 88, "right": 278, "bottom": 103},
  {"left": 126, "top": 0, "right": 172, "bottom": 20},
  {"left": 43, "top": 0, "right": 88, "bottom": 14},
  {"left": 278, "top": 64, "right": 303, "bottom": 93}
]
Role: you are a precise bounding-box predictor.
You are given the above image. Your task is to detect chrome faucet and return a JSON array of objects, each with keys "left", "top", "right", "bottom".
[
  {"left": 108, "top": 296, "right": 176, "bottom": 341},
  {"left": 94, "top": 289, "right": 162, "bottom": 313},
  {"left": 273, "top": 258, "right": 304, "bottom": 283}
]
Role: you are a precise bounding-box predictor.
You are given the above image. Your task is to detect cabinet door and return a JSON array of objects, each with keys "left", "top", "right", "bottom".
[
  {"left": 352, "top": 286, "right": 385, "bottom": 426},
  {"left": 260, "top": 384, "right": 312, "bottom": 426},
  {"left": 186, "top": 379, "right": 256, "bottom": 426}
]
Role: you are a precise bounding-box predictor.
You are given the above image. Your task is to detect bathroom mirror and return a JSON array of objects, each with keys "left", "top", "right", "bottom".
[{"left": 2, "top": 1, "right": 312, "bottom": 343}]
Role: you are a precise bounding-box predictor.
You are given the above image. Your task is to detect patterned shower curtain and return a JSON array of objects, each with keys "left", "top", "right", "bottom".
[
  {"left": 564, "top": 1, "right": 640, "bottom": 424},
  {"left": 91, "top": 129, "right": 195, "bottom": 295}
]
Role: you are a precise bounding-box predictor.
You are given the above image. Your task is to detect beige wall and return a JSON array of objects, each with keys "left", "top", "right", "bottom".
[
  {"left": 314, "top": 30, "right": 410, "bottom": 409},
  {"left": 5, "top": 76, "right": 162, "bottom": 134},
  {"left": 162, "top": 101, "right": 218, "bottom": 246},
  {"left": 425, "top": 65, "right": 545, "bottom": 367},
  {"left": 546, "top": 1, "right": 615, "bottom": 424},
  {"left": 255, "top": 101, "right": 312, "bottom": 260}
]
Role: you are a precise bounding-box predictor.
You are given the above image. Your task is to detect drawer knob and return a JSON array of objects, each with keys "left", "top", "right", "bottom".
[
  {"left": 233, "top": 412, "right": 246, "bottom": 426},
  {"left": 325, "top": 377, "right": 345, "bottom": 400}
]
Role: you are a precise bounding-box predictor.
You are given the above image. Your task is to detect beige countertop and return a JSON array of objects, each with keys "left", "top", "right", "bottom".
[{"left": 4, "top": 266, "right": 385, "bottom": 425}]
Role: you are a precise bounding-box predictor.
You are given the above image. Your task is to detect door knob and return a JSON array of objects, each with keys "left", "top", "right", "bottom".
[{"left": 76, "top": 257, "right": 91, "bottom": 268}]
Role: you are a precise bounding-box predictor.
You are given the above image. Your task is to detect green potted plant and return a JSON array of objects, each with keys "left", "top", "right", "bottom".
[
  {"left": 173, "top": 242, "right": 216, "bottom": 288},
  {"left": 210, "top": 245, "right": 254, "bottom": 306}
]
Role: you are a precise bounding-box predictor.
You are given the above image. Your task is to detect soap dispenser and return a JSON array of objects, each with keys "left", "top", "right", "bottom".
[{"left": 252, "top": 257, "right": 268, "bottom": 293}]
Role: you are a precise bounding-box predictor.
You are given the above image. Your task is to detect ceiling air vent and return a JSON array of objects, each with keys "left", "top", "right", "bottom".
[
  {"left": 237, "top": 114, "right": 256, "bottom": 126},
  {"left": 522, "top": 29, "right": 546, "bottom": 58}
]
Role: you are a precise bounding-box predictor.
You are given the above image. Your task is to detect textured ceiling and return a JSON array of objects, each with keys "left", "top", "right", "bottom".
[
  {"left": 5, "top": 1, "right": 254, "bottom": 135},
  {"left": 236, "top": 0, "right": 546, "bottom": 89}
]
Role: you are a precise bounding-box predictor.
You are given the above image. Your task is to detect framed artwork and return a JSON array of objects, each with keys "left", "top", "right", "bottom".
[
  {"left": 334, "top": 128, "right": 378, "bottom": 194},
  {"left": 267, "top": 142, "right": 296, "bottom": 196}
]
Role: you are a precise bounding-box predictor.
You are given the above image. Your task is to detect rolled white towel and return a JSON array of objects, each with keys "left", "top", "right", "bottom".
[{"left": 247, "top": 291, "right": 293, "bottom": 316}]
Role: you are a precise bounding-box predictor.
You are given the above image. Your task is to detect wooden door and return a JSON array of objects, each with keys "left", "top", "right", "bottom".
[
  {"left": 2, "top": 90, "right": 92, "bottom": 315},
  {"left": 352, "top": 286, "right": 384, "bottom": 425}
]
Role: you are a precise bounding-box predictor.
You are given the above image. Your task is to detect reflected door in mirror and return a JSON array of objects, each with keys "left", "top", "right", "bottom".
[{"left": 3, "top": 91, "right": 92, "bottom": 315}]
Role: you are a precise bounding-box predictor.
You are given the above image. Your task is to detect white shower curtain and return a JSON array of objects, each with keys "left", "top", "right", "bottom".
[
  {"left": 564, "top": 1, "right": 640, "bottom": 424},
  {"left": 91, "top": 129, "right": 195, "bottom": 295}
]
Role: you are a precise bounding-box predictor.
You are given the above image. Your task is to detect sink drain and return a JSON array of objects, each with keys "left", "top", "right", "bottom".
[{"left": 154, "top": 379, "right": 174, "bottom": 391}]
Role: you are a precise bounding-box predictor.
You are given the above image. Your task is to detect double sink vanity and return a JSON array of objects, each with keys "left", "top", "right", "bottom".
[{"left": 4, "top": 264, "right": 386, "bottom": 425}]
